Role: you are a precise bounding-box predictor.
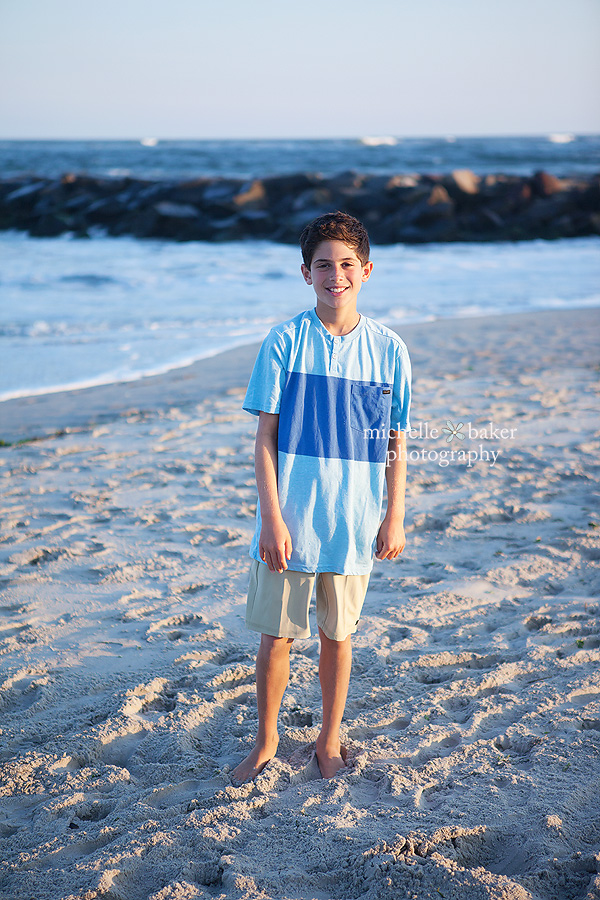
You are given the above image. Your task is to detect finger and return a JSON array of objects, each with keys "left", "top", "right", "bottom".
[
  {"left": 273, "top": 545, "right": 287, "bottom": 572},
  {"left": 265, "top": 551, "right": 278, "bottom": 573}
]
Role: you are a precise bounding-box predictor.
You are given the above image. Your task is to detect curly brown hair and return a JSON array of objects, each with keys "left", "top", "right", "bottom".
[{"left": 299, "top": 211, "right": 370, "bottom": 268}]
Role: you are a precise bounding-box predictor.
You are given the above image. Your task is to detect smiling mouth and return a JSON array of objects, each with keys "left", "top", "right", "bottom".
[{"left": 327, "top": 287, "right": 347, "bottom": 294}]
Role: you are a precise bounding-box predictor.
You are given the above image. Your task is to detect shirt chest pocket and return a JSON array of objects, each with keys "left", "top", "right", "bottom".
[{"left": 350, "top": 383, "right": 391, "bottom": 434}]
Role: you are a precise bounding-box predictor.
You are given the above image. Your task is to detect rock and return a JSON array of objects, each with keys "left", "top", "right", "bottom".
[
  {"left": 589, "top": 212, "right": 600, "bottom": 234},
  {"left": 63, "top": 192, "right": 96, "bottom": 212},
  {"left": 85, "top": 196, "right": 127, "bottom": 221},
  {"left": 386, "top": 174, "right": 420, "bottom": 189},
  {"left": 261, "top": 173, "right": 321, "bottom": 203},
  {"left": 207, "top": 215, "right": 244, "bottom": 240},
  {"left": 202, "top": 180, "right": 241, "bottom": 208},
  {"left": 578, "top": 176, "right": 600, "bottom": 211},
  {"left": 233, "top": 180, "right": 266, "bottom": 208},
  {"left": 336, "top": 176, "right": 391, "bottom": 215},
  {"left": 520, "top": 194, "right": 570, "bottom": 226},
  {"left": 451, "top": 169, "right": 480, "bottom": 194},
  {"left": 481, "top": 208, "right": 505, "bottom": 229},
  {"left": 237, "top": 209, "right": 274, "bottom": 237},
  {"left": 480, "top": 178, "right": 532, "bottom": 218},
  {"left": 532, "top": 170, "right": 564, "bottom": 197},
  {"left": 5, "top": 181, "right": 47, "bottom": 204},
  {"left": 0, "top": 170, "right": 598, "bottom": 244},
  {"left": 327, "top": 170, "right": 365, "bottom": 191},
  {"left": 292, "top": 188, "right": 333, "bottom": 212},
  {"left": 129, "top": 207, "right": 159, "bottom": 239},
  {"left": 154, "top": 201, "right": 199, "bottom": 219},
  {"left": 428, "top": 184, "right": 453, "bottom": 206},
  {"left": 169, "top": 179, "right": 211, "bottom": 205},
  {"left": 29, "top": 213, "right": 69, "bottom": 237},
  {"left": 274, "top": 208, "right": 332, "bottom": 242},
  {"left": 387, "top": 184, "right": 432, "bottom": 215}
]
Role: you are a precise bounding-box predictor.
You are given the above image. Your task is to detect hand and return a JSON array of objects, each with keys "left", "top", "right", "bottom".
[
  {"left": 259, "top": 518, "right": 292, "bottom": 573},
  {"left": 375, "top": 515, "right": 406, "bottom": 560}
]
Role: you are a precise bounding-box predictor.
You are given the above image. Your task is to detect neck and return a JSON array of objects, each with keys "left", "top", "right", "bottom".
[{"left": 314, "top": 306, "right": 361, "bottom": 336}]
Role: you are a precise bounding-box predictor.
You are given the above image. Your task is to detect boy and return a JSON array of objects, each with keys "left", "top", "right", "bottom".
[{"left": 232, "top": 212, "right": 411, "bottom": 783}]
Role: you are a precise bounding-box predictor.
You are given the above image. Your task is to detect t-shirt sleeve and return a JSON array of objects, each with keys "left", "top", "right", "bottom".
[
  {"left": 391, "top": 341, "right": 412, "bottom": 432},
  {"left": 243, "top": 327, "right": 289, "bottom": 417}
]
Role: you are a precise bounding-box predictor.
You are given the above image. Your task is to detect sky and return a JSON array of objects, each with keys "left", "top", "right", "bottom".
[{"left": 0, "top": 0, "right": 599, "bottom": 139}]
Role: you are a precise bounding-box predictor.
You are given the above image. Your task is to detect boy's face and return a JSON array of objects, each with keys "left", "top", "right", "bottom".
[{"left": 301, "top": 240, "right": 373, "bottom": 316}]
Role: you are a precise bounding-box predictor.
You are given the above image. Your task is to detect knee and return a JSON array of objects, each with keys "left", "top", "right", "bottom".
[
  {"left": 319, "top": 629, "right": 351, "bottom": 651},
  {"left": 260, "top": 634, "right": 294, "bottom": 656}
]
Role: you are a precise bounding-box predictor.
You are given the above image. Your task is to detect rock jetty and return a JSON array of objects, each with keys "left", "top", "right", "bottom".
[{"left": 0, "top": 169, "right": 598, "bottom": 243}]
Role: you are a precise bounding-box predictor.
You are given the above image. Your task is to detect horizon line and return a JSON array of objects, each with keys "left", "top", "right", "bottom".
[{"left": 1, "top": 131, "right": 598, "bottom": 142}]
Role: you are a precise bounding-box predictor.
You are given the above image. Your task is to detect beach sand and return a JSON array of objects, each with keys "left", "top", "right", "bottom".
[{"left": 1, "top": 307, "right": 599, "bottom": 900}]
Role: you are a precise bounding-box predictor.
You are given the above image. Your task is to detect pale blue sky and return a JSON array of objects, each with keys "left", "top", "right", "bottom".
[{"left": 1, "top": 0, "right": 598, "bottom": 139}]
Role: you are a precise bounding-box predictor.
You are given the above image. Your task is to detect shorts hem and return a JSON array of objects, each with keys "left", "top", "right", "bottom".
[
  {"left": 246, "top": 618, "right": 311, "bottom": 640},
  {"left": 317, "top": 620, "right": 361, "bottom": 642},
  {"left": 319, "top": 630, "right": 359, "bottom": 641}
]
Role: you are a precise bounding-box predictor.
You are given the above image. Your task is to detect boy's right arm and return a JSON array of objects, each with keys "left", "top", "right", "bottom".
[{"left": 255, "top": 411, "right": 292, "bottom": 574}]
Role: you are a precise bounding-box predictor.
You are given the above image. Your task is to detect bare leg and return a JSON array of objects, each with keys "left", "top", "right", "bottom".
[
  {"left": 231, "top": 634, "right": 293, "bottom": 783},
  {"left": 315, "top": 628, "right": 352, "bottom": 778}
]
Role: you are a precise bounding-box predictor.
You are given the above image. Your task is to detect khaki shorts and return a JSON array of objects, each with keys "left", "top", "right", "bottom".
[{"left": 246, "top": 559, "right": 370, "bottom": 642}]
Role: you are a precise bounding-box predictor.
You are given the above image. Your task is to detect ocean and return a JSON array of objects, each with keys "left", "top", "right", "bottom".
[
  {"left": 2, "top": 135, "right": 599, "bottom": 180},
  {"left": 1, "top": 137, "right": 599, "bottom": 402}
]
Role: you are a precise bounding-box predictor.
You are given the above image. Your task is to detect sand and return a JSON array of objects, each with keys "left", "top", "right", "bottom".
[{"left": 0, "top": 307, "right": 599, "bottom": 900}]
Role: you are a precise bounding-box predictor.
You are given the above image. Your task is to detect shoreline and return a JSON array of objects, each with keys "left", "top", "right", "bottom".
[{"left": 1, "top": 305, "right": 599, "bottom": 444}]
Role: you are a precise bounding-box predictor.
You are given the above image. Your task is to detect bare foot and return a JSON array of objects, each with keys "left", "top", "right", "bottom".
[
  {"left": 315, "top": 743, "right": 347, "bottom": 779},
  {"left": 231, "top": 739, "right": 278, "bottom": 786}
]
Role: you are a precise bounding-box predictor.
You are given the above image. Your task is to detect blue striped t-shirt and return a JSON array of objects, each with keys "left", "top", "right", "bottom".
[{"left": 243, "top": 308, "right": 411, "bottom": 575}]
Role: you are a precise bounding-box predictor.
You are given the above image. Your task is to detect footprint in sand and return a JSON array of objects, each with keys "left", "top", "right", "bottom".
[
  {"left": 443, "top": 695, "right": 474, "bottom": 725},
  {"left": 143, "top": 779, "right": 206, "bottom": 810},
  {"left": 147, "top": 612, "right": 208, "bottom": 643},
  {"left": 0, "top": 795, "right": 43, "bottom": 838},
  {"left": 0, "top": 672, "right": 45, "bottom": 714},
  {"left": 98, "top": 725, "right": 148, "bottom": 769},
  {"left": 288, "top": 745, "right": 324, "bottom": 785},
  {"left": 32, "top": 831, "right": 117, "bottom": 870},
  {"left": 282, "top": 709, "right": 314, "bottom": 727},
  {"left": 0, "top": 620, "right": 33, "bottom": 645},
  {"left": 8, "top": 546, "right": 66, "bottom": 567},
  {"left": 0, "top": 598, "right": 26, "bottom": 616},
  {"left": 122, "top": 677, "right": 179, "bottom": 719},
  {"left": 189, "top": 525, "right": 247, "bottom": 547},
  {"left": 71, "top": 798, "right": 115, "bottom": 823}
]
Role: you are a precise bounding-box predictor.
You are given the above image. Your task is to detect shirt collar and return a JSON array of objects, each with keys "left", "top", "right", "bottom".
[{"left": 308, "top": 308, "right": 366, "bottom": 342}]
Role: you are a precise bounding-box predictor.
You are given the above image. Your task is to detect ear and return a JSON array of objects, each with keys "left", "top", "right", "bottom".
[
  {"left": 362, "top": 261, "right": 374, "bottom": 282},
  {"left": 301, "top": 263, "right": 313, "bottom": 285}
]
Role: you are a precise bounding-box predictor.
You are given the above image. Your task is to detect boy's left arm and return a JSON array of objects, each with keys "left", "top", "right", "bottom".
[{"left": 376, "top": 430, "right": 407, "bottom": 560}]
